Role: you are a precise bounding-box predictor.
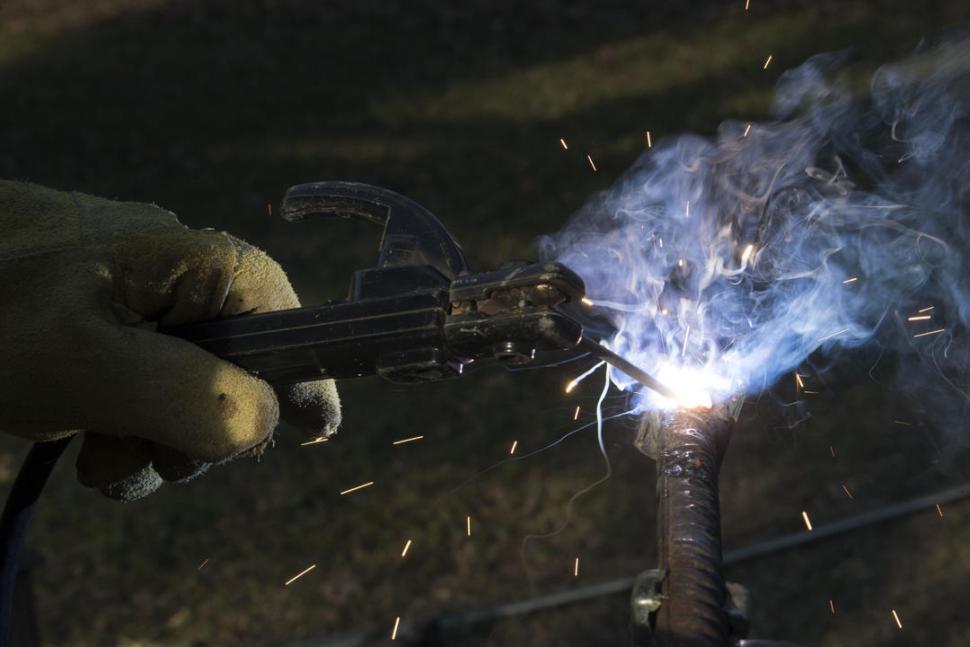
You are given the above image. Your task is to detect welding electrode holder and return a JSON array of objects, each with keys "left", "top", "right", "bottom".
[{"left": 162, "top": 181, "right": 590, "bottom": 385}]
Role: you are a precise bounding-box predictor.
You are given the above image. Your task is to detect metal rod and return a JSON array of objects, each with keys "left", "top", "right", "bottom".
[
  {"left": 654, "top": 409, "right": 733, "bottom": 647},
  {"left": 578, "top": 335, "right": 677, "bottom": 400}
]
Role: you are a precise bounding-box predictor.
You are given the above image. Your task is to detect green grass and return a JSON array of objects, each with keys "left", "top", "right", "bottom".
[{"left": 2, "top": 1, "right": 970, "bottom": 645}]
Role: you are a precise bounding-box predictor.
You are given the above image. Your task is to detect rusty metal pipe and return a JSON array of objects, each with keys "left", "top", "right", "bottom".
[{"left": 653, "top": 408, "right": 734, "bottom": 647}]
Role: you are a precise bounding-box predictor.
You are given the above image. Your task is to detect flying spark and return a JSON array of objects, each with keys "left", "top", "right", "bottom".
[
  {"left": 197, "top": 559, "right": 209, "bottom": 571},
  {"left": 565, "top": 361, "right": 606, "bottom": 393},
  {"left": 763, "top": 54, "right": 773, "bottom": 69},
  {"left": 685, "top": 199, "right": 691, "bottom": 219},
  {"left": 645, "top": 131, "right": 652, "bottom": 148},
  {"left": 581, "top": 296, "right": 594, "bottom": 306},
  {"left": 744, "top": 0, "right": 750, "bottom": 10},
  {"left": 829, "top": 599, "right": 836, "bottom": 614},
  {"left": 284, "top": 564, "right": 317, "bottom": 586},
  {"left": 393, "top": 435, "right": 424, "bottom": 445},
  {"left": 842, "top": 277, "right": 858, "bottom": 284},
  {"left": 830, "top": 445, "right": 836, "bottom": 458},
  {"left": 340, "top": 481, "right": 374, "bottom": 495},
  {"left": 913, "top": 328, "right": 945, "bottom": 338},
  {"left": 466, "top": 515, "right": 472, "bottom": 537},
  {"left": 401, "top": 539, "right": 412, "bottom": 558},
  {"left": 936, "top": 503, "right": 944, "bottom": 517},
  {"left": 794, "top": 373, "right": 805, "bottom": 389},
  {"left": 818, "top": 328, "right": 849, "bottom": 343},
  {"left": 267, "top": 203, "right": 273, "bottom": 217},
  {"left": 907, "top": 315, "right": 932, "bottom": 321},
  {"left": 893, "top": 420, "right": 912, "bottom": 426},
  {"left": 918, "top": 305, "right": 935, "bottom": 313},
  {"left": 741, "top": 244, "right": 755, "bottom": 264},
  {"left": 573, "top": 405, "right": 581, "bottom": 421},
  {"left": 802, "top": 389, "right": 819, "bottom": 394},
  {"left": 391, "top": 616, "right": 401, "bottom": 640},
  {"left": 802, "top": 511, "right": 813, "bottom": 531},
  {"left": 560, "top": 137, "right": 569, "bottom": 150},
  {"left": 509, "top": 440, "right": 518, "bottom": 455},
  {"left": 300, "top": 436, "right": 330, "bottom": 446},
  {"left": 743, "top": 123, "right": 752, "bottom": 137},
  {"left": 841, "top": 484, "right": 854, "bottom": 499},
  {"left": 891, "top": 609, "right": 903, "bottom": 629},
  {"left": 587, "top": 154, "right": 597, "bottom": 171},
  {"left": 574, "top": 557, "right": 580, "bottom": 577}
]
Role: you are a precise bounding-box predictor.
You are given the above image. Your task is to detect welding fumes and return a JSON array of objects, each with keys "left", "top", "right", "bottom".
[{"left": 542, "top": 39, "right": 970, "bottom": 427}]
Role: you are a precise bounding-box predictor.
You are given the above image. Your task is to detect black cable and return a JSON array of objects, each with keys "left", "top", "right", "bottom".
[{"left": 0, "top": 438, "right": 72, "bottom": 647}]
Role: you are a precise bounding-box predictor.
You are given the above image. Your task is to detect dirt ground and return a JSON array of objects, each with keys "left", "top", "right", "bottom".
[{"left": 1, "top": 1, "right": 970, "bottom": 645}]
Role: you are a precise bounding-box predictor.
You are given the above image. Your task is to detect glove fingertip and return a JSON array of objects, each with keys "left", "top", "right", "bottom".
[
  {"left": 86, "top": 464, "right": 163, "bottom": 502},
  {"left": 276, "top": 380, "right": 342, "bottom": 438}
]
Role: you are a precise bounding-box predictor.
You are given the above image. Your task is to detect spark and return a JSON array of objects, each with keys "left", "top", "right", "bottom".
[
  {"left": 391, "top": 616, "right": 401, "bottom": 640},
  {"left": 918, "top": 305, "right": 935, "bottom": 313},
  {"left": 284, "top": 563, "right": 316, "bottom": 586},
  {"left": 559, "top": 137, "right": 569, "bottom": 150},
  {"left": 907, "top": 315, "right": 931, "bottom": 321},
  {"left": 267, "top": 203, "right": 273, "bottom": 217},
  {"left": 913, "top": 328, "right": 945, "bottom": 338},
  {"left": 197, "top": 558, "right": 209, "bottom": 571},
  {"left": 677, "top": 258, "right": 684, "bottom": 268},
  {"left": 830, "top": 445, "right": 836, "bottom": 458},
  {"left": 509, "top": 440, "right": 518, "bottom": 455},
  {"left": 893, "top": 420, "right": 912, "bottom": 426},
  {"left": 829, "top": 599, "right": 836, "bottom": 614},
  {"left": 660, "top": 307, "right": 669, "bottom": 316},
  {"left": 340, "top": 481, "right": 374, "bottom": 495},
  {"left": 586, "top": 154, "right": 597, "bottom": 171},
  {"left": 801, "top": 511, "right": 813, "bottom": 531},
  {"left": 741, "top": 244, "right": 755, "bottom": 264},
  {"left": 842, "top": 276, "right": 858, "bottom": 284},
  {"left": 401, "top": 539, "right": 412, "bottom": 557},
  {"left": 817, "top": 328, "right": 849, "bottom": 343},
  {"left": 682, "top": 326, "right": 691, "bottom": 357},
  {"left": 891, "top": 609, "right": 903, "bottom": 629},
  {"left": 685, "top": 199, "right": 691, "bottom": 219},
  {"left": 658, "top": 237, "right": 664, "bottom": 248},
  {"left": 466, "top": 515, "right": 472, "bottom": 537},
  {"left": 841, "top": 484, "right": 854, "bottom": 499},
  {"left": 393, "top": 435, "right": 424, "bottom": 445},
  {"left": 936, "top": 503, "right": 944, "bottom": 517},
  {"left": 794, "top": 373, "right": 805, "bottom": 389},
  {"left": 573, "top": 557, "right": 580, "bottom": 577},
  {"left": 645, "top": 131, "right": 652, "bottom": 148},
  {"left": 565, "top": 361, "right": 606, "bottom": 393},
  {"left": 743, "top": 123, "right": 752, "bottom": 137},
  {"left": 580, "top": 296, "right": 594, "bottom": 306},
  {"left": 573, "top": 405, "right": 581, "bottom": 421},
  {"left": 802, "top": 390, "right": 819, "bottom": 394},
  {"left": 763, "top": 54, "right": 773, "bottom": 70},
  {"left": 300, "top": 436, "right": 330, "bottom": 446},
  {"left": 744, "top": 0, "right": 750, "bottom": 10}
]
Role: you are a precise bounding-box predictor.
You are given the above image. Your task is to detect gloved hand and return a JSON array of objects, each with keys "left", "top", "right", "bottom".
[{"left": 0, "top": 181, "right": 341, "bottom": 501}]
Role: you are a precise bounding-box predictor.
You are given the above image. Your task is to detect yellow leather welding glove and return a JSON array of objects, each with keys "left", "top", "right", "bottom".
[{"left": 0, "top": 180, "right": 341, "bottom": 501}]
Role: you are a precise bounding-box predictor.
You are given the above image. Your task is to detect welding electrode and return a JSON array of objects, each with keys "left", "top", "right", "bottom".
[{"left": 578, "top": 335, "right": 678, "bottom": 400}]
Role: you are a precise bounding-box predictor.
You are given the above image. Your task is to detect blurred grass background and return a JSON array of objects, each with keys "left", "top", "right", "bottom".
[{"left": 1, "top": 1, "right": 970, "bottom": 645}]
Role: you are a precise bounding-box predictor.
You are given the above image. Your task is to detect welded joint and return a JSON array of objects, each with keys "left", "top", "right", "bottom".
[
  {"left": 634, "top": 397, "right": 743, "bottom": 460},
  {"left": 631, "top": 570, "right": 751, "bottom": 647}
]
